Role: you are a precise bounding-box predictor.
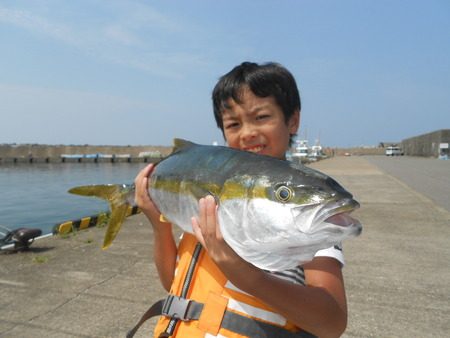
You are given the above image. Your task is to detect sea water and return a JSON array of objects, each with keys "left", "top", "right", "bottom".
[{"left": 0, "top": 162, "right": 147, "bottom": 235}]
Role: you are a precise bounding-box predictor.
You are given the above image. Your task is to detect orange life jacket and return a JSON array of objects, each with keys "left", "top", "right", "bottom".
[{"left": 152, "top": 233, "right": 315, "bottom": 338}]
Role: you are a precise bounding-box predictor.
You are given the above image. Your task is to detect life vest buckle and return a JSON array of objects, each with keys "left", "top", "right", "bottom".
[{"left": 161, "top": 295, "right": 192, "bottom": 321}]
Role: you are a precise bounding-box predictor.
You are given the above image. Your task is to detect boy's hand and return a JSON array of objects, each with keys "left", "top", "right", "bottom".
[
  {"left": 134, "top": 164, "right": 160, "bottom": 218},
  {"left": 192, "top": 195, "right": 267, "bottom": 295},
  {"left": 136, "top": 164, "right": 177, "bottom": 291},
  {"left": 191, "top": 195, "right": 246, "bottom": 268}
]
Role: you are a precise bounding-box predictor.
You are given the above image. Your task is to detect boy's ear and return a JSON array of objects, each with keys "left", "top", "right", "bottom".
[{"left": 288, "top": 110, "right": 300, "bottom": 134}]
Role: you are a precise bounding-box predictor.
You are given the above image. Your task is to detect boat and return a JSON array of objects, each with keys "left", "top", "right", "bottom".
[
  {"left": 290, "top": 140, "right": 309, "bottom": 163},
  {"left": 308, "top": 140, "right": 326, "bottom": 162}
]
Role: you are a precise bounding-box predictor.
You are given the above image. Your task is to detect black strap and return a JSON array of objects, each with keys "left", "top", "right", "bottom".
[
  {"left": 221, "top": 310, "right": 316, "bottom": 338},
  {"left": 162, "top": 242, "right": 203, "bottom": 336},
  {"left": 126, "top": 300, "right": 164, "bottom": 338},
  {"left": 127, "top": 242, "right": 203, "bottom": 338},
  {"left": 127, "top": 295, "right": 316, "bottom": 338}
]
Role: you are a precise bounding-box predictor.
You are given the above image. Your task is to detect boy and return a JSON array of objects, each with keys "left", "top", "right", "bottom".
[{"left": 134, "top": 62, "right": 347, "bottom": 337}]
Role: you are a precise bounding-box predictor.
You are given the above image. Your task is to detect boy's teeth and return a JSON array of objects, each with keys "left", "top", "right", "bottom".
[{"left": 248, "top": 146, "right": 263, "bottom": 153}]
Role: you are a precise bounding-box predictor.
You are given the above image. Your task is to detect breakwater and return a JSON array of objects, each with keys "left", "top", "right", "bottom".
[
  {"left": 1, "top": 143, "right": 386, "bottom": 164},
  {"left": 0, "top": 143, "right": 172, "bottom": 164}
]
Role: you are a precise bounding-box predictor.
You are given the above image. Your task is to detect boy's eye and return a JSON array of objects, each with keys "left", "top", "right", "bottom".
[
  {"left": 224, "top": 122, "right": 239, "bottom": 129},
  {"left": 256, "top": 114, "right": 270, "bottom": 121}
]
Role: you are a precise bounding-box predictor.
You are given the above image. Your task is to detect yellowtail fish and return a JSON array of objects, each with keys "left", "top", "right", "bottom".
[{"left": 69, "top": 139, "right": 362, "bottom": 271}]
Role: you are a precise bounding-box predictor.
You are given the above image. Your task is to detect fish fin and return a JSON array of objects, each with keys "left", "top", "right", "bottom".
[
  {"left": 102, "top": 203, "right": 129, "bottom": 249},
  {"left": 68, "top": 184, "right": 133, "bottom": 249},
  {"left": 68, "top": 184, "right": 124, "bottom": 199},
  {"left": 190, "top": 184, "right": 209, "bottom": 199},
  {"left": 172, "top": 138, "right": 196, "bottom": 153},
  {"left": 189, "top": 184, "right": 220, "bottom": 205}
]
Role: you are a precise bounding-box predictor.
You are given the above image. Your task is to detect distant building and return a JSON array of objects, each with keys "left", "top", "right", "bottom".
[
  {"left": 402, "top": 129, "right": 450, "bottom": 158},
  {"left": 378, "top": 142, "right": 401, "bottom": 148}
]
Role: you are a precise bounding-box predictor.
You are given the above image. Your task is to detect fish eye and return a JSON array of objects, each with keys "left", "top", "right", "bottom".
[{"left": 275, "top": 185, "right": 293, "bottom": 202}]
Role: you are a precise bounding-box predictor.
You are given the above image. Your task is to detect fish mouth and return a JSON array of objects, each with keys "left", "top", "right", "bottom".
[{"left": 318, "top": 198, "right": 360, "bottom": 227}]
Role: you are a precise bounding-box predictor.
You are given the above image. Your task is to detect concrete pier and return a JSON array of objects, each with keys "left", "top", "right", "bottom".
[
  {"left": 1, "top": 156, "right": 449, "bottom": 337},
  {"left": 0, "top": 156, "right": 160, "bottom": 164},
  {"left": 0, "top": 144, "right": 172, "bottom": 165}
]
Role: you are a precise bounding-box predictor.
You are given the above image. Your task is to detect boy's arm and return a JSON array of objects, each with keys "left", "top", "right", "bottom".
[
  {"left": 135, "top": 164, "right": 177, "bottom": 291},
  {"left": 192, "top": 195, "right": 347, "bottom": 338}
]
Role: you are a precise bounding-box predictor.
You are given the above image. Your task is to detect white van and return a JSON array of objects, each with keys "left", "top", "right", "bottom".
[{"left": 385, "top": 146, "right": 403, "bottom": 156}]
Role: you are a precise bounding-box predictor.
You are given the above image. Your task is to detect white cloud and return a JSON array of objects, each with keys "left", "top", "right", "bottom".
[
  {"left": 0, "top": 2, "right": 211, "bottom": 78},
  {"left": 103, "top": 25, "right": 143, "bottom": 46},
  {"left": 109, "top": 0, "right": 184, "bottom": 33},
  {"left": 0, "top": 7, "right": 80, "bottom": 46}
]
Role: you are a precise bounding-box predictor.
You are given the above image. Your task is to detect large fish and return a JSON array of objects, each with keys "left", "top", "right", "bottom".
[{"left": 69, "top": 139, "right": 362, "bottom": 271}]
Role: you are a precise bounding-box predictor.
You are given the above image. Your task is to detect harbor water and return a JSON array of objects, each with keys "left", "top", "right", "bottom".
[{"left": 0, "top": 162, "right": 148, "bottom": 235}]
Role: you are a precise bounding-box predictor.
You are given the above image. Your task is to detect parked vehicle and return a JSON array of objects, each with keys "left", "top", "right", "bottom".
[{"left": 385, "top": 146, "right": 404, "bottom": 156}]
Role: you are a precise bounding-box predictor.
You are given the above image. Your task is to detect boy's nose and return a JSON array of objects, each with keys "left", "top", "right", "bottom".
[{"left": 241, "top": 123, "right": 258, "bottom": 141}]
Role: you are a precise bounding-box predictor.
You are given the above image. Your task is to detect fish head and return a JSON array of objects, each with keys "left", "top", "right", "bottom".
[
  {"left": 261, "top": 165, "right": 362, "bottom": 239},
  {"left": 219, "top": 163, "right": 361, "bottom": 247}
]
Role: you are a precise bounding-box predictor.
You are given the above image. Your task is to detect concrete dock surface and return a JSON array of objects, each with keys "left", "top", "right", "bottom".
[{"left": 1, "top": 156, "right": 449, "bottom": 337}]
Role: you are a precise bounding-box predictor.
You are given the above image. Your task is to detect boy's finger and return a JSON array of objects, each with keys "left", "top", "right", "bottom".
[
  {"left": 203, "top": 195, "right": 221, "bottom": 237},
  {"left": 142, "top": 163, "right": 154, "bottom": 176},
  {"left": 135, "top": 164, "right": 154, "bottom": 186},
  {"left": 191, "top": 216, "right": 205, "bottom": 247},
  {"left": 198, "top": 198, "right": 207, "bottom": 230},
  {"left": 205, "top": 196, "right": 216, "bottom": 222}
]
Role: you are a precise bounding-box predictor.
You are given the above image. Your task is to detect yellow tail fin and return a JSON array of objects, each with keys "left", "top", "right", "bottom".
[{"left": 68, "top": 184, "right": 134, "bottom": 249}]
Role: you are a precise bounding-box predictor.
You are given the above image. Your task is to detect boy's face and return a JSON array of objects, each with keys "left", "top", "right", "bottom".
[{"left": 221, "top": 88, "right": 299, "bottom": 159}]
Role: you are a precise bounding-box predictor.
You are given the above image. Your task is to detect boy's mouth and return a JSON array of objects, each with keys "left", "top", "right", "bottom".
[{"left": 243, "top": 145, "right": 265, "bottom": 154}]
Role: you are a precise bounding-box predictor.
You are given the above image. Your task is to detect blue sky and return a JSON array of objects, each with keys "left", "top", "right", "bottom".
[{"left": 0, "top": 0, "right": 449, "bottom": 148}]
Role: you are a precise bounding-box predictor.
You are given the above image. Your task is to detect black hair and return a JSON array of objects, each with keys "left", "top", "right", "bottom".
[{"left": 212, "top": 62, "right": 301, "bottom": 139}]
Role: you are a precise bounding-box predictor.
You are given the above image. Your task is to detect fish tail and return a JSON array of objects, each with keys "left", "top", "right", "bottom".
[{"left": 68, "top": 184, "right": 134, "bottom": 249}]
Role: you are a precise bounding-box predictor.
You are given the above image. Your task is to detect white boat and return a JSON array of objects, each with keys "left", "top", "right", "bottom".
[
  {"left": 291, "top": 140, "right": 309, "bottom": 163},
  {"left": 308, "top": 140, "right": 326, "bottom": 162}
]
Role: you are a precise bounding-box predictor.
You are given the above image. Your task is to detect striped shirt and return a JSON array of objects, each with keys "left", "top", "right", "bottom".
[{"left": 269, "top": 244, "right": 345, "bottom": 285}]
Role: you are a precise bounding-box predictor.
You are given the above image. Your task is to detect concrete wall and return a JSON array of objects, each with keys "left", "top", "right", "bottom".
[
  {"left": 0, "top": 144, "right": 172, "bottom": 160},
  {"left": 328, "top": 147, "right": 385, "bottom": 156},
  {"left": 402, "top": 129, "right": 450, "bottom": 157}
]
